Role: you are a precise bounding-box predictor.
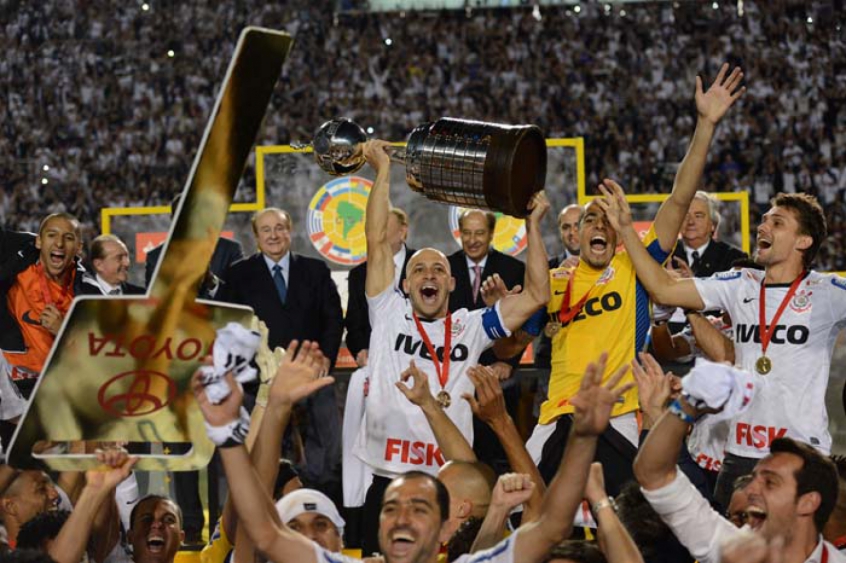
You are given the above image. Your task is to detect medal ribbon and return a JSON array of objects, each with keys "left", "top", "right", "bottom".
[
  {"left": 412, "top": 312, "right": 452, "bottom": 392},
  {"left": 758, "top": 271, "right": 805, "bottom": 358},
  {"left": 558, "top": 270, "right": 597, "bottom": 324}
]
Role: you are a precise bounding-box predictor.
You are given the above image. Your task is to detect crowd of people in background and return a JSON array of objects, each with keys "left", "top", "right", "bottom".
[{"left": 1, "top": 0, "right": 845, "bottom": 265}]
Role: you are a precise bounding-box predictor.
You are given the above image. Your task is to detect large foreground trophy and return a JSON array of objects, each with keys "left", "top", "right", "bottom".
[{"left": 310, "top": 117, "right": 547, "bottom": 218}]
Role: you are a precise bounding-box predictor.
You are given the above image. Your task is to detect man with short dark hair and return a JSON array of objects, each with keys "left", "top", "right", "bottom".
[
  {"left": 127, "top": 496, "right": 184, "bottom": 563},
  {"left": 635, "top": 395, "right": 843, "bottom": 563},
  {"left": 0, "top": 471, "right": 60, "bottom": 547},
  {"left": 1, "top": 214, "right": 86, "bottom": 397}
]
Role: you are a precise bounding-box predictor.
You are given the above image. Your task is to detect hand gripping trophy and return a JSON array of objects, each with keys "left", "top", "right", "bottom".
[{"left": 306, "top": 117, "right": 547, "bottom": 218}]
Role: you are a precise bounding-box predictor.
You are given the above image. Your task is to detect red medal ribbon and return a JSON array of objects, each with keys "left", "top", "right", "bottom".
[
  {"left": 758, "top": 271, "right": 806, "bottom": 357},
  {"left": 558, "top": 270, "right": 595, "bottom": 324},
  {"left": 412, "top": 312, "right": 452, "bottom": 392}
]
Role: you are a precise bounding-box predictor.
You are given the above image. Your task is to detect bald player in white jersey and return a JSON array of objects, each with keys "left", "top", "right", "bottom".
[{"left": 355, "top": 140, "right": 550, "bottom": 555}]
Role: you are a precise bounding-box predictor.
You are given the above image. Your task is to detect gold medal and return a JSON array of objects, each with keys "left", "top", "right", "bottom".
[
  {"left": 755, "top": 356, "right": 772, "bottom": 375},
  {"left": 543, "top": 321, "right": 560, "bottom": 338},
  {"left": 436, "top": 390, "right": 451, "bottom": 409}
]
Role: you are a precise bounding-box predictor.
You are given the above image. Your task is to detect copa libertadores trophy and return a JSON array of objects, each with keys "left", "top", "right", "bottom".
[{"left": 308, "top": 117, "right": 547, "bottom": 218}]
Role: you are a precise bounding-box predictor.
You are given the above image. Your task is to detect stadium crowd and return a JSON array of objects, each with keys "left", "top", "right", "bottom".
[
  {"left": 1, "top": 0, "right": 846, "bottom": 262},
  {"left": 1, "top": 2, "right": 846, "bottom": 563}
]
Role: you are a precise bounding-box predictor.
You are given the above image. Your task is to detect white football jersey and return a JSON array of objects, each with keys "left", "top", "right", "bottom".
[
  {"left": 694, "top": 268, "right": 846, "bottom": 457},
  {"left": 354, "top": 287, "right": 509, "bottom": 476}
]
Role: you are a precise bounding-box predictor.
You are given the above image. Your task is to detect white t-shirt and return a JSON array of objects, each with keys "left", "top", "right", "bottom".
[
  {"left": 694, "top": 268, "right": 846, "bottom": 457},
  {"left": 354, "top": 287, "right": 508, "bottom": 476},
  {"left": 313, "top": 533, "right": 516, "bottom": 563}
]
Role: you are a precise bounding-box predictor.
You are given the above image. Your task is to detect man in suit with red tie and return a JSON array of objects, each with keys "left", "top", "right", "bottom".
[{"left": 447, "top": 209, "right": 525, "bottom": 473}]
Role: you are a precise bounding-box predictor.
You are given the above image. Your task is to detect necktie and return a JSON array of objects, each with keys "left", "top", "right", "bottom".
[
  {"left": 691, "top": 250, "right": 701, "bottom": 274},
  {"left": 108, "top": 288, "right": 120, "bottom": 296},
  {"left": 472, "top": 263, "right": 482, "bottom": 302},
  {"left": 272, "top": 265, "right": 287, "bottom": 304}
]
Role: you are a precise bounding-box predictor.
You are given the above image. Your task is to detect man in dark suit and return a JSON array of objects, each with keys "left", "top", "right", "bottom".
[
  {"left": 447, "top": 209, "right": 525, "bottom": 474},
  {"left": 672, "top": 191, "right": 746, "bottom": 277},
  {"left": 221, "top": 207, "right": 344, "bottom": 497},
  {"left": 79, "top": 235, "right": 145, "bottom": 296},
  {"left": 344, "top": 207, "right": 413, "bottom": 368}
]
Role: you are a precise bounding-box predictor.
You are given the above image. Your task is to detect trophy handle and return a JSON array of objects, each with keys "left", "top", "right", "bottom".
[{"left": 386, "top": 145, "right": 407, "bottom": 165}]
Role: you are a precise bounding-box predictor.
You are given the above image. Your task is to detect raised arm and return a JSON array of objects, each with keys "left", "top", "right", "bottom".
[
  {"left": 599, "top": 179, "right": 705, "bottom": 310},
  {"left": 463, "top": 365, "right": 545, "bottom": 521},
  {"left": 498, "top": 191, "right": 550, "bottom": 332},
  {"left": 471, "top": 473, "right": 535, "bottom": 553},
  {"left": 50, "top": 450, "right": 137, "bottom": 563},
  {"left": 233, "top": 341, "right": 332, "bottom": 563},
  {"left": 651, "top": 64, "right": 746, "bottom": 251},
  {"left": 364, "top": 140, "right": 397, "bottom": 297},
  {"left": 585, "top": 462, "right": 645, "bottom": 563},
  {"left": 633, "top": 396, "right": 697, "bottom": 491},
  {"left": 512, "top": 354, "right": 635, "bottom": 563},
  {"left": 193, "top": 372, "right": 319, "bottom": 563},
  {"left": 396, "top": 361, "right": 476, "bottom": 462}
]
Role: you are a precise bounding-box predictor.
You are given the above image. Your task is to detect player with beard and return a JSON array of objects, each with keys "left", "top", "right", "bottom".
[
  {"left": 354, "top": 139, "right": 550, "bottom": 555},
  {"left": 634, "top": 396, "right": 842, "bottom": 563}
]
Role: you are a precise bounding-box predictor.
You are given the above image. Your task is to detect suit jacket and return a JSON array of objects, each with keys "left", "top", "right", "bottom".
[
  {"left": 447, "top": 248, "right": 525, "bottom": 368},
  {"left": 672, "top": 239, "right": 747, "bottom": 278},
  {"left": 220, "top": 252, "right": 344, "bottom": 368},
  {"left": 78, "top": 276, "right": 146, "bottom": 296},
  {"left": 344, "top": 247, "right": 416, "bottom": 358},
  {"left": 144, "top": 237, "right": 244, "bottom": 287}
]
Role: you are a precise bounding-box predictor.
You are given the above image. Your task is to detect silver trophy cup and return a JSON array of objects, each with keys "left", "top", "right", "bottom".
[{"left": 308, "top": 117, "right": 546, "bottom": 218}]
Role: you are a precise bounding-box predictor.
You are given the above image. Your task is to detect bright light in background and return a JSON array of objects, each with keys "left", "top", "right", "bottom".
[
  {"left": 366, "top": 126, "right": 375, "bottom": 134},
  {"left": 41, "top": 178, "right": 48, "bottom": 185},
  {"left": 604, "top": 4, "right": 611, "bottom": 12},
  {"left": 620, "top": 8, "right": 627, "bottom": 16},
  {"left": 532, "top": 4, "right": 541, "bottom": 21},
  {"left": 574, "top": 5, "right": 581, "bottom": 13},
  {"left": 712, "top": 2, "right": 719, "bottom": 9},
  {"left": 141, "top": 3, "right": 149, "bottom": 10},
  {"left": 167, "top": 49, "right": 175, "bottom": 58},
  {"left": 384, "top": 37, "right": 392, "bottom": 46},
  {"left": 42, "top": 164, "right": 49, "bottom": 171},
  {"left": 806, "top": 16, "right": 813, "bottom": 24}
]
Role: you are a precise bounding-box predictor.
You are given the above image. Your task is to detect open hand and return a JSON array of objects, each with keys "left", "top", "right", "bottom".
[
  {"left": 463, "top": 365, "right": 509, "bottom": 428},
  {"left": 269, "top": 340, "right": 334, "bottom": 406},
  {"left": 631, "top": 352, "right": 672, "bottom": 423},
  {"left": 571, "top": 353, "right": 635, "bottom": 437},
  {"left": 480, "top": 274, "right": 521, "bottom": 308},
  {"left": 696, "top": 63, "right": 746, "bottom": 126},
  {"left": 596, "top": 179, "right": 633, "bottom": 234},
  {"left": 584, "top": 462, "right": 607, "bottom": 505}
]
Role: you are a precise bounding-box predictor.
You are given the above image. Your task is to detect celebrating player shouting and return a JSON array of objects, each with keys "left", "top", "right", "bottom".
[{"left": 355, "top": 139, "right": 550, "bottom": 554}]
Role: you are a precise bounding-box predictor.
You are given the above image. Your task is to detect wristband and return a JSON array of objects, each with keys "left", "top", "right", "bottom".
[
  {"left": 592, "top": 496, "right": 617, "bottom": 514},
  {"left": 204, "top": 406, "right": 251, "bottom": 448},
  {"left": 668, "top": 399, "right": 695, "bottom": 424}
]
